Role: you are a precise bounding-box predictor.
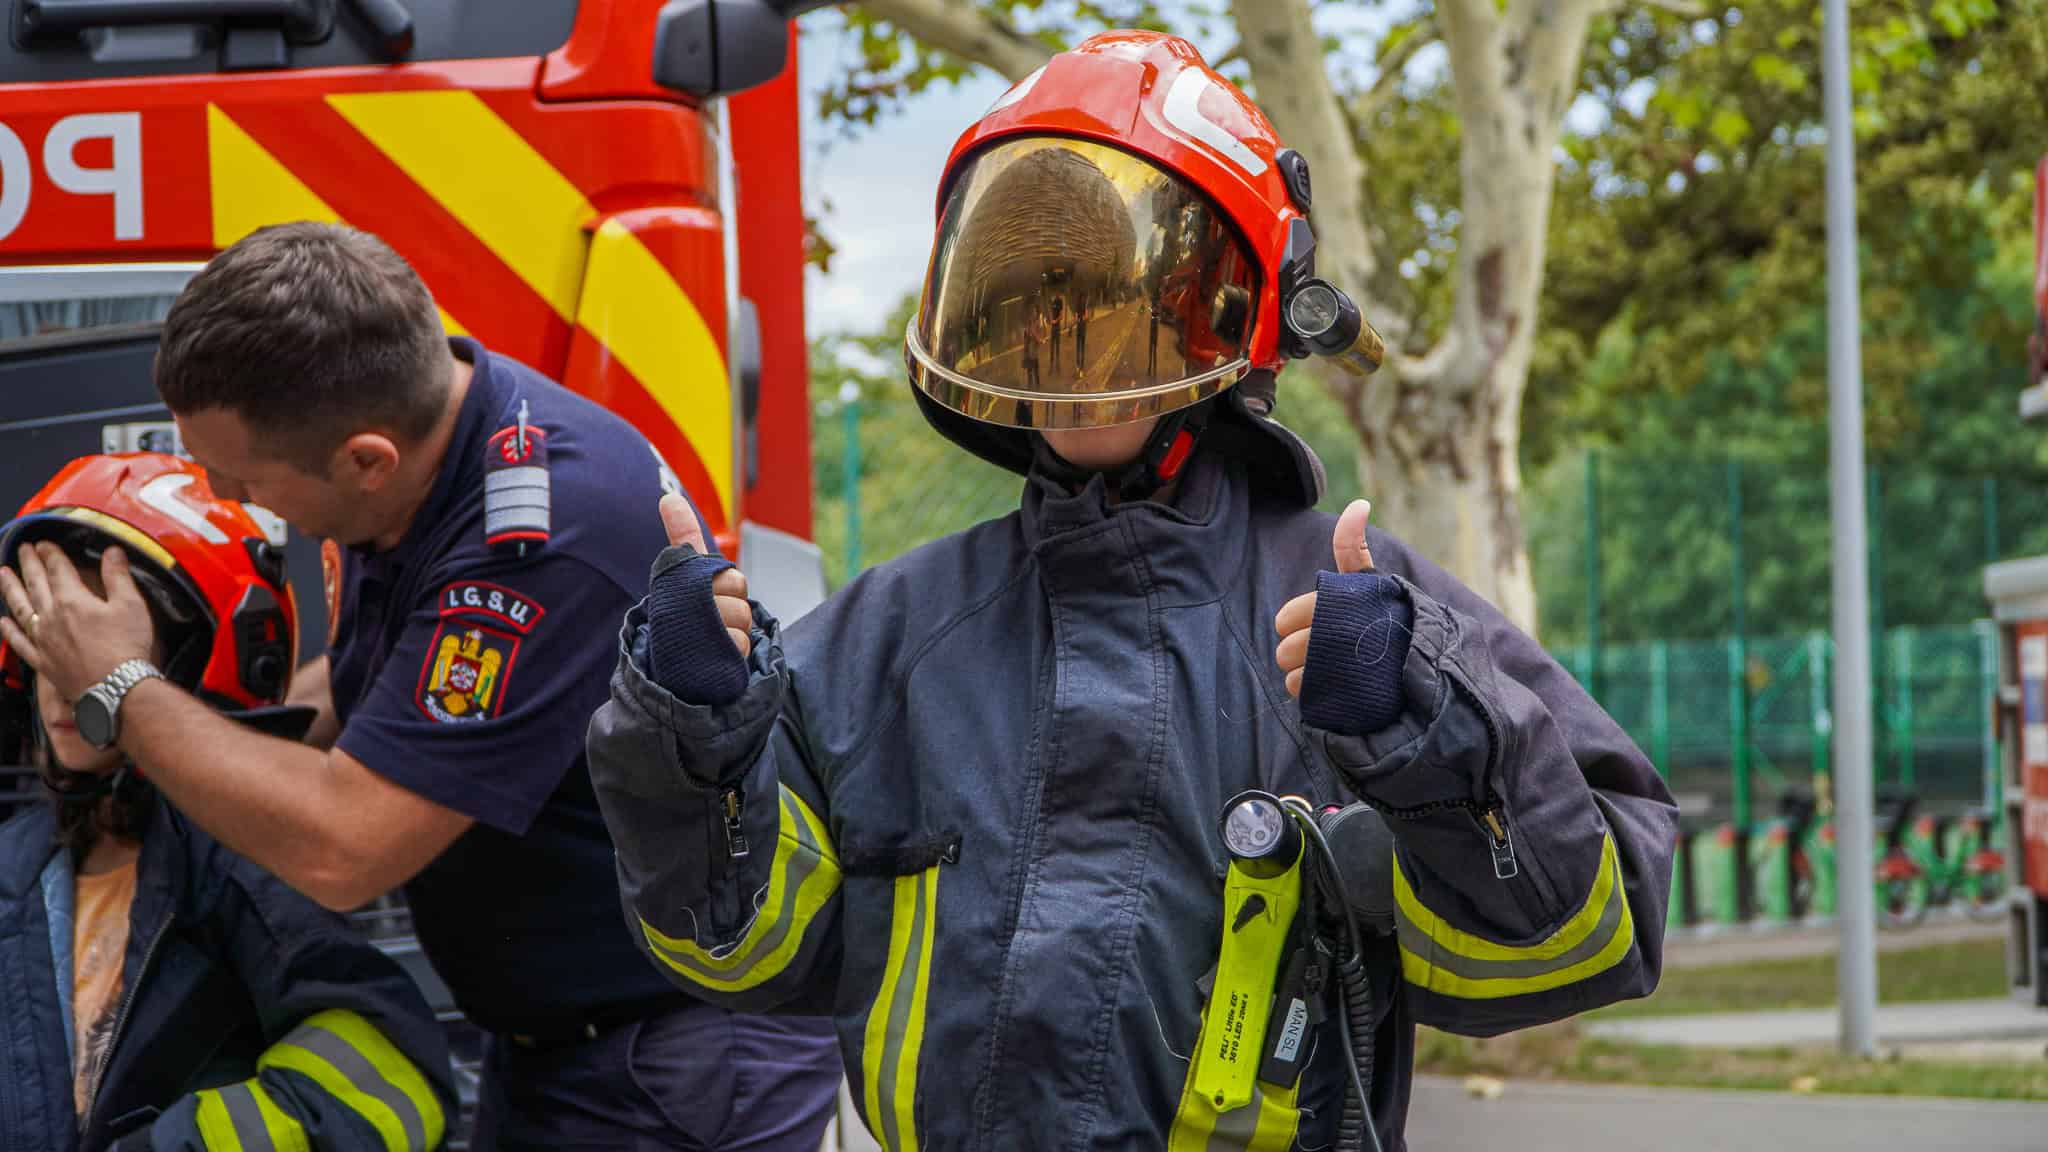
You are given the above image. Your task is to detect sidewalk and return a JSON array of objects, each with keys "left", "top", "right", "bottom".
[
  {"left": 1406, "top": 1075, "right": 2048, "bottom": 1151},
  {"left": 1586, "top": 997, "right": 2048, "bottom": 1050}
]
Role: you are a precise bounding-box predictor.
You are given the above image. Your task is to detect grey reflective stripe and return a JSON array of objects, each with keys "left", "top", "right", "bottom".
[
  {"left": 1206, "top": 1085, "right": 1263, "bottom": 1152},
  {"left": 221, "top": 1083, "right": 279, "bottom": 1152},
  {"left": 877, "top": 871, "right": 931, "bottom": 1152},
  {"left": 287, "top": 1025, "right": 427, "bottom": 1151},
  {"left": 1395, "top": 855, "right": 1627, "bottom": 983},
  {"left": 483, "top": 468, "right": 548, "bottom": 495},
  {"left": 485, "top": 467, "right": 550, "bottom": 534},
  {"left": 643, "top": 790, "right": 830, "bottom": 982}
]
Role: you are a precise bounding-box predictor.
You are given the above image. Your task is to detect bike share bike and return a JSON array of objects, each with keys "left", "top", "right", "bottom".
[
  {"left": 1876, "top": 793, "right": 2006, "bottom": 929},
  {"left": 1772, "top": 787, "right": 2004, "bottom": 928}
]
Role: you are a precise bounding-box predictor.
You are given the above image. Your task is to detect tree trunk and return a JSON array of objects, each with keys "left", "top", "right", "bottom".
[{"left": 1342, "top": 0, "right": 1597, "bottom": 636}]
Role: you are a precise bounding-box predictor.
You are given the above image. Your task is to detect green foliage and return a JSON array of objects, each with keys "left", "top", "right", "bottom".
[
  {"left": 809, "top": 296, "right": 1023, "bottom": 588},
  {"left": 1533, "top": 0, "right": 2048, "bottom": 471},
  {"left": 811, "top": 1, "right": 2048, "bottom": 659}
]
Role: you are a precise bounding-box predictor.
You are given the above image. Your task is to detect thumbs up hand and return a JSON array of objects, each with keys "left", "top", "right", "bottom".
[
  {"left": 1274, "top": 500, "right": 1413, "bottom": 735},
  {"left": 646, "top": 493, "right": 755, "bottom": 706},
  {"left": 661, "top": 494, "right": 754, "bottom": 660}
]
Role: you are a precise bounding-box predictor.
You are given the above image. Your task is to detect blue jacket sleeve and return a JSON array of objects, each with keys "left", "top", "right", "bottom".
[
  {"left": 586, "top": 569, "right": 842, "bottom": 1016},
  {"left": 1306, "top": 538, "right": 1678, "bottom": 1037}
]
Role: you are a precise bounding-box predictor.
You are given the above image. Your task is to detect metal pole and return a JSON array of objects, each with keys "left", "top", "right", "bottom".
[
  {"left": 1823, "top": 0, "right": 1878, "bottom": 1059},
  {"left": 1730, "top": 459, "right": 1752, "bottom": 834},
  {"left": 1586, "top": 450, "right": 1603, "bottom": 700}
]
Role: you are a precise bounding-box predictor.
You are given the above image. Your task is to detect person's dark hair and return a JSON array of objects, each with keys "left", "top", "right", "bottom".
[
  {"left": 156, "top": 222, "right": 450, "bottom": 473},
  {"left": 48, "top": 768, "right": 152, "bottom": 860}
]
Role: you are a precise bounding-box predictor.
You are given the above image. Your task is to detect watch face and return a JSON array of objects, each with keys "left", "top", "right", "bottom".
[{"left": 74, "top": 689, "right": 117, "bottom": 750}]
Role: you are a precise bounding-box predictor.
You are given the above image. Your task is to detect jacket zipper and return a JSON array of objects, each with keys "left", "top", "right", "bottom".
[
  {"left": 81, "top": 911, "right": 173, "bottom": 1135},
  {"left": 720, "top": 788, "right": 751, "bottom": 861}
]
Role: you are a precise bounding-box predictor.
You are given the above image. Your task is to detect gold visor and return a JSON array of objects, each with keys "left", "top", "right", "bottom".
[{"left": 907, "top": 136, "right": 1261, "bottom": 430}]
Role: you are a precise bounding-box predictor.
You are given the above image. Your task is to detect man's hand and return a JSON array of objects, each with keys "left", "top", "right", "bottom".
[
  {"left": 1275, "top": 500, "right": 1374, "bottom": 699},
  {"left": 661, "top": 493, "right": 753, "bottom": 661},
  {"left": 0, "top": 543, "right": 157, "bottom": 702}
]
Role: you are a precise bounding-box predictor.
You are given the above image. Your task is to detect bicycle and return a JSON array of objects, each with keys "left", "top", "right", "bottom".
[{"left": 1876, "top": 796, "right": 2008, "bottom": 929}]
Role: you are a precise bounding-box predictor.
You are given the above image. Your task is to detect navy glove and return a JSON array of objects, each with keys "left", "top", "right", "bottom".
[
  {"left": 1299, "top": 570, "right": 1413, "bottom": 736},
  {"left": 646, "top": 545, "right": 751, "bottom": 706}
]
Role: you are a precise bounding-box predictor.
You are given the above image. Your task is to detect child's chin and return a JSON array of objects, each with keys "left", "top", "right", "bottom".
[{"left": 51, "top": 738, "right": 119, "bottom": 778}]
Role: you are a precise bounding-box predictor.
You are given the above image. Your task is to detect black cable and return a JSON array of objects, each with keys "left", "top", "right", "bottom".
[{"left": 1286, "top": 803, "right": 1385, "bottom": 1152}]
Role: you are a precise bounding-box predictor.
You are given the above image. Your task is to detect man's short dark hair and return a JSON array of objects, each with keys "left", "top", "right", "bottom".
[{"left": 156, "top": 222, "right": 449, "bottom": 471}]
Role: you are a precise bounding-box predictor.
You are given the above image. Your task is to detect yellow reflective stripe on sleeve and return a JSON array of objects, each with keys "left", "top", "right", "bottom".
[
  {"left": 577, "top": 217, "right": 734, "bottom": 521},
  {"left": 1394, "top": 831, "right": 1637, "bottom": 1000},
  {"left": 205, "top": 103, "right": 467, "bottom": 337},
  {"left": 1167, "top": 1078, "right": 1302, "bottom": 1152},
  {"left": 257, "top": 1009, "right": 444, "bottom": 1152},
  {"left": 194, "top": 1082, "right": 310, "bottom": 1152},
  {"left": 860, "top": 864, "right": 938, "bottom": 1152},
  {"left": 327, "top": 90, "right": 592, "bottom": 321},
  {"left": 640, "top": 786, "right": 842, "bottom": 993}
]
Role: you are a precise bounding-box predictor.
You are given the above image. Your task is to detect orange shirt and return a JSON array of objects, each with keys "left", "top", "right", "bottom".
[{"left": 71, "top": 860, "right": 136, "bottom": 1116}]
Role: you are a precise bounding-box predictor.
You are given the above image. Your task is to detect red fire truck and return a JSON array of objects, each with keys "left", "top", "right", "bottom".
[
  {"left": 0, "top": 1, "right": 831, "bottom": 1137},
  {"left": 0, "top": 0, "right": 828, "bottom": 637}
]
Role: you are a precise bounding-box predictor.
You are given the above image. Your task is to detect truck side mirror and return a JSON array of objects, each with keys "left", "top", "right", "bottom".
[{"left": 652, "top": 0, "right": 788, "bottom": 98}]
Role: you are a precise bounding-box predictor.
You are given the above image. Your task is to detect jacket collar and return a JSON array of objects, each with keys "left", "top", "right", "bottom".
[
  {"left": 1019, "top": 448, "right": 1251, "bottom": 607},
  {"left": 0, "top": 792, "right": 184, "bottom": 931}
]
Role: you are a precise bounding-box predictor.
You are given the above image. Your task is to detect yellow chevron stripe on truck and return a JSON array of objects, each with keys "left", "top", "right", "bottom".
[{"left": 206, "top": 103, "right": 468, "bottom": 336}]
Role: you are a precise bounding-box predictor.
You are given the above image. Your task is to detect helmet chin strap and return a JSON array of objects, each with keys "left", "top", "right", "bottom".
[{"left": 1035, "top": 398, "right": 1216, "bottom": 503}]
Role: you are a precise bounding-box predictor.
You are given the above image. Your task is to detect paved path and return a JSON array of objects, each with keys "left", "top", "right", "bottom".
[
  {"left": 837, "top": 1076, "right": 2048, "bottom": 1150},
  {"left": 1406, "top": 1075, "right": 2048, "bottom": 1151},
  {"left": 1586, "top": 996, "right": 2048, "bottom": 1050}
]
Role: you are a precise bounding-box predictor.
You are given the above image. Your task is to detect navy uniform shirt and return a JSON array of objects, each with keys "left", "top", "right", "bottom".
[{"left": 328, "top": 338, "right": 696, "bottom": 1034}]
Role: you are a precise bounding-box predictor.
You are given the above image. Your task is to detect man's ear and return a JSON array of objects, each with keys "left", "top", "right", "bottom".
[{"left": 339, "top": 433, "right": 402, "bottom": 493}]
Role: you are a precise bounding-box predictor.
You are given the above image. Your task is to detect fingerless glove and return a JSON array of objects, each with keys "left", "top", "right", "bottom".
[
  {"left": 1300, "top": 570, "right": 1413, "bottom": 736},
  {"left": 646, "top": 546, "right": 751, "bottom": 706}
]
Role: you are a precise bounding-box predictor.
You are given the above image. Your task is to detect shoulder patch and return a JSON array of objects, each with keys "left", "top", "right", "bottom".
[
  {"left": 438, "top": 581, "right": 545, "bottom": 634},
  {"left": 417, "top": 622, "right": 521, "bottom": 724}
]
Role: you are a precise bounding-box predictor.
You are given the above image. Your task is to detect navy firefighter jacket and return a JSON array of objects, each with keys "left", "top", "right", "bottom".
[
  {"left": 588, "top": 449, "right": 1678, "bottom": 1151},
  {"left": 0, "top": 793, "right": 454, "bottom": 1152}
]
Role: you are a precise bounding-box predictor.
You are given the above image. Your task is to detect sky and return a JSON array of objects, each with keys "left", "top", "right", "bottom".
[{"left": 790, "top": 6, "right": 1415, "bottom": 340}]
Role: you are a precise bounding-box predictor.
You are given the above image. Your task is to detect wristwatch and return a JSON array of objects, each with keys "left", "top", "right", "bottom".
[{"left": 74, "top": 660, "right": 165, "bottom": 750}]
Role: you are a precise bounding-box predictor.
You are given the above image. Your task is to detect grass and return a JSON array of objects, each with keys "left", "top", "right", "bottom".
[
  {"left": 1594, "top": 937, "right": 2008, "bottom": 1019},
  {"left": 1413, "top": 939, "right": 2044, "bottom": 1100},
  {"left": 1417, "top": 1024, "right": 2048, "bottom": 1101}
]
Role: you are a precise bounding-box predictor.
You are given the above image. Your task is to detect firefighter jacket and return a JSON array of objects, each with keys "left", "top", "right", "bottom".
[
  {"left": 0, "top": 792, "right": 455, "bottom": 1152},
  {"left": 588, "top": 451, "right": 1678, "bottom": 1151}
]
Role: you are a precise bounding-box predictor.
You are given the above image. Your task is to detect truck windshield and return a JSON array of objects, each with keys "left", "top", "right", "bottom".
[
  {"left": 0, "top": 265, "right": 191, "bottom": 348},
  {"left": 0, "top": 0, "right": 578, "bottom": 81}
]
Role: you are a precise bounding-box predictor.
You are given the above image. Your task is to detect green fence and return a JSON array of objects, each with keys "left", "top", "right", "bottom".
[{"left": 813, "top": 390, "right": 2039, "bottom": 819}]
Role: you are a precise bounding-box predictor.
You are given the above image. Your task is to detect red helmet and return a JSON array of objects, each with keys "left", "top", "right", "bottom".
[
  {"left": 905, "top": 31, "right": 1382, "bottom": 503},
  {"left": 0, "top": 454, "right": 302, "bottom": 763}
]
